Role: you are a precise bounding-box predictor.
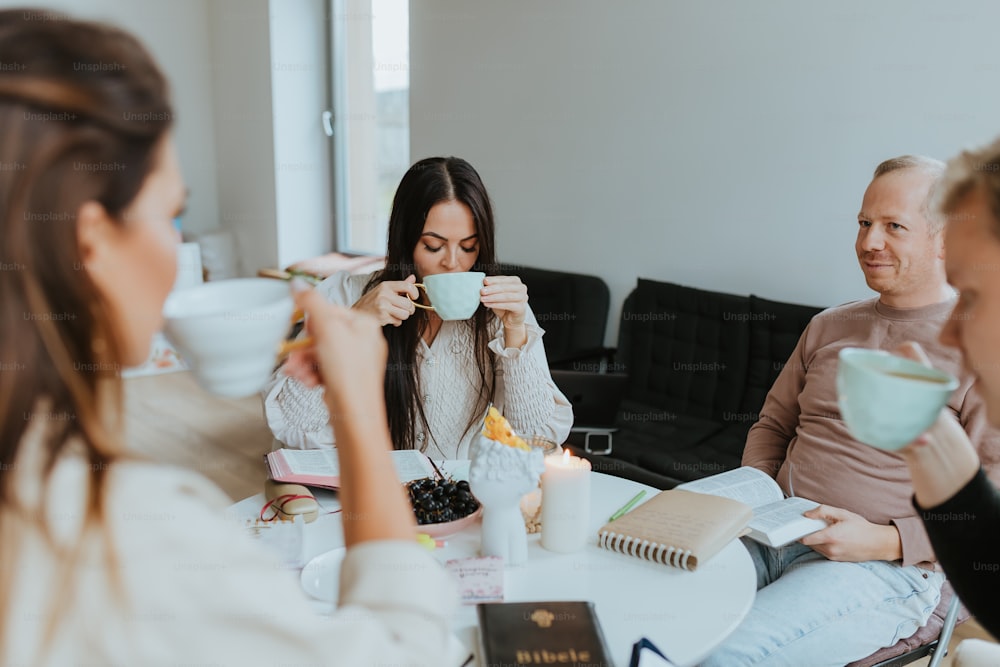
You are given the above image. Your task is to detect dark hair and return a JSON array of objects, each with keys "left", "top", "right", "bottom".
[
  {"left": 0, "top": 9, "right": 172, "bottom": 650},
  {"left": 365, "top": 157, "right": 498, "bottom": 452}
]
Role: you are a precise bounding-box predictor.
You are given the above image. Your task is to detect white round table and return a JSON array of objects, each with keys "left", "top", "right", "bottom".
[{"left": 230, "top": 466, "right": 756, "bottom": 667}]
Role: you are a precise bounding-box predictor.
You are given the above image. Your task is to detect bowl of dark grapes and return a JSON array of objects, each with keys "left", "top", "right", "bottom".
[{"left": 406, "top": 477, "right": 483, "bottom": 538}]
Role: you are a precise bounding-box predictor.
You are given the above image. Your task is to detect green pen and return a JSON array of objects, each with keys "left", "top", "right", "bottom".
[{"left": 608, "top": 490, "right": 647, "bottom": 522}]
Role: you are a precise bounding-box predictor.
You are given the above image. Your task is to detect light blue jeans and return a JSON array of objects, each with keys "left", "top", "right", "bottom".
[{"left": 700, "top": 538, "right": 944, "bottom": 667}]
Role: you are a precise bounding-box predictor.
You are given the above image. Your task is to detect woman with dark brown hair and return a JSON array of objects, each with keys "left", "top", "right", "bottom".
[
  {"left": 264, "top": 157, "right": 573, "bottom": 456},
  {"left": 0, "top": 10, "right": 455, "bottom": 665}
]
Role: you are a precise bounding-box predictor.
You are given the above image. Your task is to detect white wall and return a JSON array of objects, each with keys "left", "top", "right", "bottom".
[
  {"left": 0, "top": 0, "right": 222, "bottom": 237},
  {"left": 411, "top": 0, "right": 1000, "bottom": 341},
  {"left": 208, "top": 0, "right": 333, "bottom": 274},
  {"left": 207, "top": 0, "right": 277, "bottom": 276},
  {"left": 270, "top": 0, "right": 334, "bottom": 268},
  {"left": 5, "top": 0, "right": 334, "bottom": 276}
]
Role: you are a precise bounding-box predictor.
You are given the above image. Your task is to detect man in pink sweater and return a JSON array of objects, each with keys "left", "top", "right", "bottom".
[{"left": 704, "top": 156, "right": 1000, "bottom": 666}]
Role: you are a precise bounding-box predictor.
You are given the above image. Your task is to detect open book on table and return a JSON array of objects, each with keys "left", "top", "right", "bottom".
[
  {"left": 676, "top": 466, "right": 827, "bottom": 548},
  {"left": 264, "top": 448, "right": 437, "bottom": 490}
]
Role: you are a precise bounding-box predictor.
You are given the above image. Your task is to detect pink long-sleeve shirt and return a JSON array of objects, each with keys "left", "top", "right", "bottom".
[{"left": 743, "top": 297, "right": 1000, "bottom": 567}]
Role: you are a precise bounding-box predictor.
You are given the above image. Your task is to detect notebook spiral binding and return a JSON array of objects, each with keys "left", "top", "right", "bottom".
[{"left": 598, "top": 531, "right": 694, "bottom": 571}]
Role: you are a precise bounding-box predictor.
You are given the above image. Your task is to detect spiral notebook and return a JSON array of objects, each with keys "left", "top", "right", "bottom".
[{"left": 596, "top": 489, "right": 752, "bottom": 571}]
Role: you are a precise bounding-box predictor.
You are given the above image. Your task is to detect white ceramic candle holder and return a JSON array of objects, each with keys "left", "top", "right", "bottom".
[{"left": 469, "top": 435, "right": 545, "bottom": 566}]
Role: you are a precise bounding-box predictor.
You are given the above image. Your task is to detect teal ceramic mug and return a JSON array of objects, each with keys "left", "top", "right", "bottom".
[
  {"left": 409, "top": 271, "right": 485, "bottom": 321},
  {"left": 836, "top": 347, "right": 959, "bottom": 451}
]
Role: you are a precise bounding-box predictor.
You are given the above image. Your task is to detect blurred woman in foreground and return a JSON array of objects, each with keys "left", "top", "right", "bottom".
[
  {"left": 0, "top": 10, "right": 455, "bottom": 665},
  {"left": 899, "top": 138, "right": 1000, "bottom": 655}
]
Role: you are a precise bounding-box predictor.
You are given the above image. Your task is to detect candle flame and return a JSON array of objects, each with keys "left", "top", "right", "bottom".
[{"left": 562, "top": 449, "right": 571, "bottom": 464}]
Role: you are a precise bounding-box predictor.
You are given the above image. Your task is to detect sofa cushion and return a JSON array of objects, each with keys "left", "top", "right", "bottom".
[
  {"left": 736, "top": 295, "right": 825, "bottom": 419},
  {"left": 561, "top": 279, "right": 825, "bottom": 488},
  {"left": 564, "top": 445, "right": 675, "bottom": 490},
  {"left": 845, "top": 581, "right": 967, "bottom": 667},
  {"left": 618, "top": 279, "right": 751, "bottom": 421},
  {"left": 500, "top": 264, "right": 609, "bottom": 368},
  {"left": 638, "top": 421, "right": 749, "bottom": 484},
  {"left": 565, "top": 398, "right": 722, "bottom": 459}
]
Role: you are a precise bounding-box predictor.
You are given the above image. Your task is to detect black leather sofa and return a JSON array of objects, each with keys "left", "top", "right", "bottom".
[
  {"left": 499, "top": 263, "right": 610, "bottom": 369},
  {"left": 565, "top": 278, "right": 824, "bottom": 489}
]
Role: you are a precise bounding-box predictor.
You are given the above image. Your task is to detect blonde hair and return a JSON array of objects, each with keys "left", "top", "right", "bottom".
[
  {"left": 872, "top": 155, "right": 947, "bottom": 233},
  {"left": 936, "top": 137, "right": 1000, "bottom": 240}
]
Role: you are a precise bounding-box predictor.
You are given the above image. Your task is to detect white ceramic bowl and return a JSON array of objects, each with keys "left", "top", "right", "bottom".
[
  {"left": 163, "top": 278, "right": 293, "bottom": 398},
  {"left": 836, "top": 347, "right": 959, "bottom": 451}
]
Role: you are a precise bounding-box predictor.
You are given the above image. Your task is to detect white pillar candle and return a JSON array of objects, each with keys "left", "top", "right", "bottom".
[{"left": 541, "top": 450, "right": 592, "bottom": 553}]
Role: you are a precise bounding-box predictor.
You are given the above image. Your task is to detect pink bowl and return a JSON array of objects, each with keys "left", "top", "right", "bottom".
[{"left": 417, "top": 506, "right": 483, "bottom": 538}]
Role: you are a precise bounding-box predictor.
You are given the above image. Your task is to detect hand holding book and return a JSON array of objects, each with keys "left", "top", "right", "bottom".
[{"left": 676, "top": 467, "right": 827, "bottom": 547}]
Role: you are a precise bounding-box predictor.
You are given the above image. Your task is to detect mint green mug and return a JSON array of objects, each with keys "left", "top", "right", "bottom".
[
  {"left": 408, "top": 271, "right": 485, "bottom": 321},
  {"left": 836, "top": 347, "right": 959, "bottom": 451}
]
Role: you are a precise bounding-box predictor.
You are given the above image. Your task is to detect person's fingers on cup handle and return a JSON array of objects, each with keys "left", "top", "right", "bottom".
[
  {"left": 377, "top": 280, "right": 417, "bottom": 303},
  {"left": 404, "top": 281, "right": 419, "bottom": 313},
  {"left": 374, "top": 301, "right": 405, "bottom": 327},
  {"left": 384, "top": 301, "right": 413, "bottom": 325},
  {"left": 374, "top": 309, "right": 403, "bottom": 327},
  {"left": 400, "top": 274, "right": 419, "bottom": 300}
]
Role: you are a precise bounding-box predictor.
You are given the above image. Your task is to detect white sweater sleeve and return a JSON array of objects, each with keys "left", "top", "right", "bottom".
[
  {"left": 262, "top": 271, "right": 372, "bottom": 450},
  {"left": 110, "top": 465, "right": 461, "bottom": 667},
  {"left": 490, "top": 305, "right": 574, "bottom": 445}
]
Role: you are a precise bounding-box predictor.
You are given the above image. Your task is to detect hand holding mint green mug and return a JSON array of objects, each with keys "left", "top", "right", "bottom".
[
  {"left": 836, "top": 347, "right": 959, "bottom": 451},
  {"left": 407, "top": 271, "right": 485, "bottom": 321}
]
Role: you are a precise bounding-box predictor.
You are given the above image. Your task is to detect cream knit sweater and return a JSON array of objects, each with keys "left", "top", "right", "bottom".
[{"left": 263, "top": 271, "right": 573, "bottom": 457}]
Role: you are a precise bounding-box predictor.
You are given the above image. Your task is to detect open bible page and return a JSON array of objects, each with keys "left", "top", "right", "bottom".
[
  {"left": 271, "top": 449, "right": 435, "bottom": 485},
  {"left": 283, "top": 449, "right": 339, "bottom": 475},
  {"left": 748, "top": 496, "right": 827, "bottom": 547},
  {"left": 676, "top": 466, "right": 784, "bottom": 509}
]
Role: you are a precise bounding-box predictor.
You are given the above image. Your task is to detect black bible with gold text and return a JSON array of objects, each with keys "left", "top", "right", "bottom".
[{"left": 476, "top": 600, "right": 614, "bottom": 667}]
